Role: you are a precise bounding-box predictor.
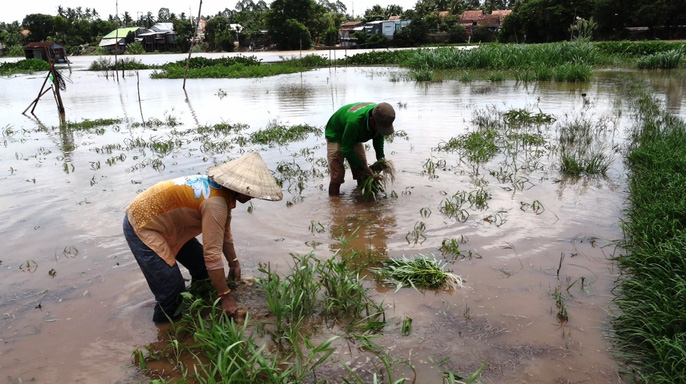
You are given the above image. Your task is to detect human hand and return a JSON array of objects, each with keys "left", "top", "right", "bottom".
[
  {"left": 365, "top": 166, "right": 379, "bottom": 180},
  {"left": 228, "top": 259, "right": 241, "bottom": 281},
  {"left": 220, "top": 294, "right": 239, "bottom": 317}
]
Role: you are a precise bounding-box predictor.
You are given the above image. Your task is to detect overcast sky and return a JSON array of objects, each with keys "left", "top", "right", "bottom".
[{"left": 3, "top": 0, "right": 419, "bottom": 24}]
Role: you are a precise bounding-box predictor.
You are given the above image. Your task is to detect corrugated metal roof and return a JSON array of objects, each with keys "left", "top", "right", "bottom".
[
  {"left": 151, "top": 22, "right": 174, "bottom": 32},
  {"left": 102, "top": 27, "right": 140, "bottom": 39},
  {"left": 23, "top": 41, "right": 62, "bottom": 49}
]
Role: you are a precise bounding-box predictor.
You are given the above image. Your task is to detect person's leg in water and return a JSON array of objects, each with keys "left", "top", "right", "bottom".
[
  {"left": 124, "top": 214, "right": 186, "bottom": 323},
  {"left": 327, "top": 142, "right": 344, "bottom": 196},
  {"left": 351, "top": 142, "right": 368, "bottom": 188}
]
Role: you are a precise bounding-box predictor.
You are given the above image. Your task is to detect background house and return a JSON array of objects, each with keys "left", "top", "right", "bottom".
[
  {"left": 460, "top": 9, "right": 512, "bottom": 40},
  {"left": 23, "top": 41, "right": 68, "bottom": 63},
  {"left": 338, "top": 21, "right": 362, "bottom": 47},
  {"left": 138, "top": 23, "right": 176, "bottom": 52},
  {"left": 99, "top": 27, "right": 143, "bottom": 53}
]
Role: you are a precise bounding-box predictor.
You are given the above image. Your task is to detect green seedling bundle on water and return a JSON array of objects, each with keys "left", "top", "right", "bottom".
[{"left": 374, "top": 254, "right": 464, "bottom": 292}]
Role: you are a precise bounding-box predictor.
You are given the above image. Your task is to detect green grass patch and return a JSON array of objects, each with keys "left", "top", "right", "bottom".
[
  {"left": 88, "top": 57, "right": 154, "bottom": 71},
  {"left": 152, "top": 54, "right": 328, "bottom": 79},
  {"left": 636, "top": 48, "right": 683, "bottom": 69},
  {"left": 0, "top": 59, "right": 50, "bottom": 75},
  {"left": 249, "top": 122, "right": 320, "bottom": 146},
  {"left": 613, "top": 84, "right": 686, "bottom": 384},
  {"left": 65, "top": 118, "right": 124, "bottom": 130}
]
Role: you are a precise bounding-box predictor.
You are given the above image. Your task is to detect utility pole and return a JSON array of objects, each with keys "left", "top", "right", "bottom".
[{"left": 183, "top": 0, "right": 203, "bottom": 89}]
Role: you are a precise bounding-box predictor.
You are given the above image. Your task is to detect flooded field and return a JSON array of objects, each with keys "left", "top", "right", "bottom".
[{"left": 2, "top": 53, "right": 686, "bottom": 383}]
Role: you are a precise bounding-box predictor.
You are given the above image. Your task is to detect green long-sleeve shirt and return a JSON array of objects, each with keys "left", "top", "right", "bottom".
[{"left": 324, "top": 102, "right": 385, "bottom": 170}]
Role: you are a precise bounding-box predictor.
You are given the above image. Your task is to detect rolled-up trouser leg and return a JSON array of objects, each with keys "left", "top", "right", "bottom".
[
  {"left": 123, "top": 214, "right": 185, "bottom": 323},
  {"left": 350, "top": 143, "right": 368, "bottom": 182}
]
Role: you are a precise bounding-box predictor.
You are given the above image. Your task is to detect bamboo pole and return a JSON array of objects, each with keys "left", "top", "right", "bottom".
[{"left": 183, "top": 0, "right": 203, "bottom": 90}]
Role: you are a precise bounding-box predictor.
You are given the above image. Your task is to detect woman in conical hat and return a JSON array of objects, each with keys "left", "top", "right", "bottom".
[{"left": 123, "top": 152, "right": 282, "bottom": 322}]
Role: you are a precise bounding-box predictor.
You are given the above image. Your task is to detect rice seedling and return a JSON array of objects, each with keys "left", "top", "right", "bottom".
[
  {"left": 519, "top": 200, "right": 545, "bottom": 214},
  {"left": 439, "top": 238, "right": 464, "bottom": 260},
  {"left": 551, "top": 286, "right": 569, "bottom": 324},
  {"left": 401, "top": 316, "right": 413, "bottom": 336},
  {"left": 19, "top": 260, "right": 38, "bottom": 273},
  {"left": 343, "top": 333, "right": 416, "bottom": 384},
  {"left": 442, "top": 361, "right": 487, "bottom": 384},
  {"left": 309, "top": 220, "right": 325, "bottom": 234},
  {"left": 421, "top": 156, "right": 447, "bottom": 179},
  {"left": 373, "top": 254, "right": 464, "bottom": 292},
  {"left": 405, "top": 221, "right": 427, "bottom": 245},
  {"left": 503, "top": 108, "right": 555, "bottom": 126}
]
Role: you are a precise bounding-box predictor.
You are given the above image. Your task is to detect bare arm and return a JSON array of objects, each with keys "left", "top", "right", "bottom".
[{"left": 208, "top": 268, "right": 238, "bottom": 316}]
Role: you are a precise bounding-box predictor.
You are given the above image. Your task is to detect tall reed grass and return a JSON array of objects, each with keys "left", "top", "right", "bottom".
[{"left": 636, "top": 48, "right": 683, "bottom": 69}]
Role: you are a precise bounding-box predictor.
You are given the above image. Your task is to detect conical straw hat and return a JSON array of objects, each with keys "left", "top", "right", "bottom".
[{"left": 207, "top": 152, "right": 283, "bottom": 201}]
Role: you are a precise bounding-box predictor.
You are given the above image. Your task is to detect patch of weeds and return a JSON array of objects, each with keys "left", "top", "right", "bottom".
[
  {"left": 249, "top": 122, "right": 320, "bottom": 147},
  {"left": 65, "top": 118, "right": 123, "bottom": 130},
  {"left": 558, "top": 114, "right": 612, "bottom": 177},
  {"left": 410, "top": 69, "right": 435, "bottom": 82}
]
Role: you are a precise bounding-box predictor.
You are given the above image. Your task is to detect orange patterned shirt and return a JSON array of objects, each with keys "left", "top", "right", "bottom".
[{"left": 126, "top": 175, "right": 236, "bottom": 270}]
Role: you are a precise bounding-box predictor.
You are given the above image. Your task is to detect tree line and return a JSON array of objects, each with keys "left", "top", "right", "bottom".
[{"left": 1, "top": 0, "right": 685, "bottom": 55}]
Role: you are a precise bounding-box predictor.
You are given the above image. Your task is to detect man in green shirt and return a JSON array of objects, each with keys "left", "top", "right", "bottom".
[{"left": 325, "top": 102, "right": 396, "bottom": 196}]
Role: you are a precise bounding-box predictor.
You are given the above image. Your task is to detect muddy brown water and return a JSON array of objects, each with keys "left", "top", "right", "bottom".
[{"left": 2, "top": 53, "right": 686, "bottom": 383}]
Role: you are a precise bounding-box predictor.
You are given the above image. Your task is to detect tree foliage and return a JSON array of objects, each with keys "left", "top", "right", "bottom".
[
  {"left": 266, "top": 0, "right": 321, "bottom": 50},
  {"left": 22, "top": 14, "right": 55, "bottom": 42},
  {"left": 497, "top": 0, "right": 594, "bottom": 43}
]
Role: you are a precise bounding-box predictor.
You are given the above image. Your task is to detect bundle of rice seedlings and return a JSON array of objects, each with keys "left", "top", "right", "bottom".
[
  {"left": 373, "top": 254, "right": 464, "bottom": 292},
  {"left": 358, "top": 159, "right": 396, "bottom": 201},
  {"left": 370, "top": 158, "right": 396, "bottom": 183}
]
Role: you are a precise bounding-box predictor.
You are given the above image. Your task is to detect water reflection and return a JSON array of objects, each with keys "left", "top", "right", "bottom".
[{"left": 328, "top": 196, "right": 396, "bottom": 258}]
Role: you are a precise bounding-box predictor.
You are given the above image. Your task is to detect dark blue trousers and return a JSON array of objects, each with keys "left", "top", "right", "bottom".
[{"left": 123, "top": 214, "right": 209, "bottom": 322}]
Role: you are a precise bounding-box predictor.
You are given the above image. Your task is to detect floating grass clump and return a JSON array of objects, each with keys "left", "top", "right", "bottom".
[
  {"left": 88, "top": 57, "right": 152, "bottom": 71},
  {"left": 249, "top": 122, "right": 320, "bottom": 146},
  {"left": 0, "top": 59, "right": 50, "bottom": 75},
  {"left": 152, "top": 55, "right": 327, "bottom": 79},
  {"left": 65, "top": 118, "right": 123, "bottom": 130},
  {"left": 374, "top": 255, "right": 464, "bottom": 292}
]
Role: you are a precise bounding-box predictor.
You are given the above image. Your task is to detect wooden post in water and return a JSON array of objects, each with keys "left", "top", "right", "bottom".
[
  {"left": 51, "top": 64, "right": 66, "bottom": 116},
  {"left": 115, "top": 0, "right": 120, "bottom": 81},
  {"left": 22, "top": 63, "right": 65, "bottom": 118},
  {"left": 183, "top": 0, "right": 203, "bottom": 90}
]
